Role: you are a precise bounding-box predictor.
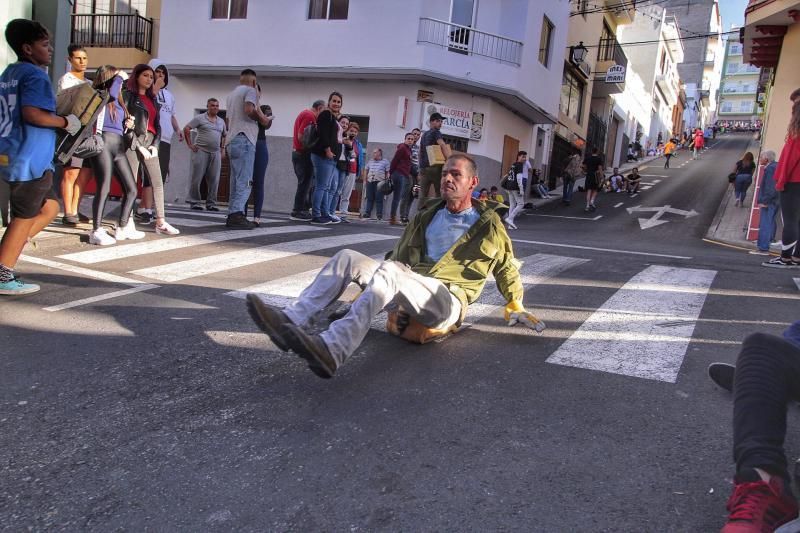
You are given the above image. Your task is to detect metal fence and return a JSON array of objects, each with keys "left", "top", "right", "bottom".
[
  {"left": 417, "top": 17, "right": 522, "bottom": 67},
  {"left": 71, "top": 13, "right": 153, "bottom": 53},
  {"left": 597, "top": 37, "right": 627, "bottom": 67}
]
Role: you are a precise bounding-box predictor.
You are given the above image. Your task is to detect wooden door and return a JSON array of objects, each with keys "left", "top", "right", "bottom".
[{"left": 501, "top": 135, "right": 520, "bottom": 175}]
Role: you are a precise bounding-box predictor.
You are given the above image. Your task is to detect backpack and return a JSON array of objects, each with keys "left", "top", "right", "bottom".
[
  {"left": 500, "top": 168, "right": 519, "bottom": 191},
  {"left": 300, "top": 122, "right": 318, "bottom": 151}
]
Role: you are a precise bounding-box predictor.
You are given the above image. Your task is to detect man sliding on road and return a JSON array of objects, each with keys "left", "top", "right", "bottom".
[{"left": 246, "top": 154, "right": 546, "bottom": 378}]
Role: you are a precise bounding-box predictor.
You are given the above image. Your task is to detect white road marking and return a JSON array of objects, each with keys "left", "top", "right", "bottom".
[
  {"left": 58, "top": 225, "right": 324, "bottom": 264},
  {"left": 627, "top": 205, "right": 699, "bottom": 230},
  {"left": 164, "top": 208, "right": 228, "bottom": 220},
  {"left": 43, "top": 284, "right": 159, "bottom": 312},
  {"left": 639, "top": 174, "right": 668, "bottom": 178},
  {"left": 165, "top": 216, "right": 283, "bottom": 227},
  {"left": 528, "top": 214, "right": 602, "bottom": 221},
  {"left": 546, "top": 265, "right": 716, "bottom": 383},
  {"left": 614, "top": 202, "right": 624, "bottom": 208},
  {"left": 795, "top": 278, "right": 800, "bottom": 292},
  {"left": 19, "top": 255, "right": 152, "bottom": 285},
  {"left": 464, "top": 254, "right": 588, "bottom": 324},
  {"left": 132, "top": 233, "right": 396, "bottom": 282},
  {"left": 653, "top": 179, "right": 662, "bottom": 184},
  {"left": 512, "top": 239, "right": 691, "bottom": 259},
  {"left": 226, "top": 254, "right": 385, "bottom": 302}
]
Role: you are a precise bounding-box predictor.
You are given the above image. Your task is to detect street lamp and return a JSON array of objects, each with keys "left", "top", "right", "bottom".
[{"left": 571, "top": 41, "right": 588, "bottom": 64}]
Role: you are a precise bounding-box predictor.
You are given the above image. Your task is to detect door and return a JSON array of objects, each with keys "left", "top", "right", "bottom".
[
  {"left": 501, "top": 135, "right": 519, "bottom": 177},
  {"left": 449, "top": 0, "right": 476, "bottom": 54}
]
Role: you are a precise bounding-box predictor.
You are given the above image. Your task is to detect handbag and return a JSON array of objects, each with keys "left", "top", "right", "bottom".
[
  {"left": 379, "top": 179, "right": 394, "bottom": 196},
  {"left": 500, "top": 169, "right": 519, "bottom": 191},
  {"left": 727, "top": 172, "right": 736, "bottom": 183},
  {"left": 71, "top": 132, "right": 104, "bottom": 159}
]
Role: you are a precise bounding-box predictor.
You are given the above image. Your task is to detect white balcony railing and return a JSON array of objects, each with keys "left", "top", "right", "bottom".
[{"left": 417, "top": 17, "right": 523, "bottom": 67}]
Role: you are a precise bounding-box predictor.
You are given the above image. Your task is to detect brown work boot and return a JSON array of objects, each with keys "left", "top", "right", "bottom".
[
  {"left": 282, "top": 323, "right": 338, "bottom": 379},
  {"left": 389, "top": 216, "right": 399, "bottom": 225}
]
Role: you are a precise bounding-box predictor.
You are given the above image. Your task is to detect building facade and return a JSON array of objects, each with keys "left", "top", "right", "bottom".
[
  {"left": 717, "top": 38, "right": 761, "bottom": 126},
  {"left": 741, "top": 0, "right": 800, "bottom": 152},
  {"left": 151, "top": 0, "right": 569, "bottom": 210},
  {"left": 661, "top": 0, "right": 724, "bottom": 131},
  {"left": 549, "top": 0, "right": 636, "bottom": 178},
  {"left": 616, "top": 4, "right": 685, "bottom": 150}
]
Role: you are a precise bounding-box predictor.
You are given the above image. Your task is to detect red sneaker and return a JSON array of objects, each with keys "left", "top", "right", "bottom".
[{"left": 722, "top": 471, "right": 799, "bottom": 532}]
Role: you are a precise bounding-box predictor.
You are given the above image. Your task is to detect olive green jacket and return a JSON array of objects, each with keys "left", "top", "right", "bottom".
[{"left": 386, "top": 198, "right": 524, "bottom": 322}]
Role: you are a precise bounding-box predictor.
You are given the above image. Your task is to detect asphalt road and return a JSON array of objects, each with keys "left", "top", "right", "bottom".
[{"left": 2, "top": 132, "right": 799, "bottom": 531}]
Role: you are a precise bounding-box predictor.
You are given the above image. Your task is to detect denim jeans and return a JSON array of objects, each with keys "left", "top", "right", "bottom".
[
  {"left": 562, "top": 178, "right": 575, "bottom": 203},
  {"left": 291, "top": 151, "right": 314, "bottom": 214},
  {"left": 390, "top": 171, "right": 408, "bottom": 218},
  {"left": 251, "top": 138, "right": 269, "bottom": 218},
  {"left": 734, "top": 174, "right": 752, "bottom": 203},
  {"left": 226, "top": 133, "right": 255, "bottom": 215},
  {"left": 364, "top": 181, "right": 384, "bottom": 219},
  {"left": 757, "top": 203, "right": 780, "bottom": 251},
  {"left": 310, "top": 153, "right": 336, "bottom": 218},
  {"left": 328, "top": 167, "right": 347, "bottom": 216}
]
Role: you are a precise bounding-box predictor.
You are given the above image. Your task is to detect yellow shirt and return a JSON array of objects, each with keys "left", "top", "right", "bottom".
[{"left": 664, "top": 142, "right": 676, "bottom": 155}]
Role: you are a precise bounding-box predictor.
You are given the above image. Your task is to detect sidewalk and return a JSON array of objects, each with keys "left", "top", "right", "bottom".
[{"left": 703, "top": 134, "right": 762, "bottom": 251}]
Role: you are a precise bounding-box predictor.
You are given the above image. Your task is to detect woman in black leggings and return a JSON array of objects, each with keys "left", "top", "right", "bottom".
[{"left": 88, "top": 66, "right": 143, "bottom": 246}]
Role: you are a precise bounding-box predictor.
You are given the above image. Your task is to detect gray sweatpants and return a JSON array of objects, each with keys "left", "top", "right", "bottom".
[
  {"left": 126, "top": 135, "right": 165, "bottom": 219},
  {"left": 284, "top": 249, "right": 462, "bottom": 365},
  {"left": 187, "top": 149, "right": 221, "bottom": 206}
]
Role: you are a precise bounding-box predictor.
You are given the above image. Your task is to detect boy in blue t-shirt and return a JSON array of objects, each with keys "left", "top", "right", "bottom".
[{"left": 0, "top": 19, "right": 81, "bottom": 295}]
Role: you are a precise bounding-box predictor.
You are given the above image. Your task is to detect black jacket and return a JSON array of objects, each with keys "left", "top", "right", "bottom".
[
  {"left": 122, "top": 87, "right": 161, "bottom": 150},
  {"left": 311, "top": 110, "right": 340, "bottom": 159}
]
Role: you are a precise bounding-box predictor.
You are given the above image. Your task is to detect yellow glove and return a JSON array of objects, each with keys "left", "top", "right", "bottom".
[{"left": 504, "top": 301, "right": 546, "bottom": 333}]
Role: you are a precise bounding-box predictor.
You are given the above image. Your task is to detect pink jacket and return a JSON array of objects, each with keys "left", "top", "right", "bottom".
[{"left": 694, "top": 130, "right": 704, "bottom": 148}]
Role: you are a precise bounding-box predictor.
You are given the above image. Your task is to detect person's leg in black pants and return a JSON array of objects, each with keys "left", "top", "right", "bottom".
[
  {"left": 721, "top": 327, "right": 800, "bottom": 532},
  {"left": 291, "top": 151, "right": 314, "bottom": 219}
]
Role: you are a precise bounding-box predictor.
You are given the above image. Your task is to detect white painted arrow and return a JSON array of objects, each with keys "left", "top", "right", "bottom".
[{"left": 626, "top": 205, "right": 699, "bottom": 230}]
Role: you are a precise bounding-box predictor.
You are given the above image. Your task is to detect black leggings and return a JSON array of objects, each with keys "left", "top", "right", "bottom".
[
  {"left": 778, "top": 182, "right": 800, "bottom": 259},
  {"left": 91, "top": 132, "right": 137, "bottom": 230},
  {"left": 733, "top": 332, "right": 800, "bottom": 481}
]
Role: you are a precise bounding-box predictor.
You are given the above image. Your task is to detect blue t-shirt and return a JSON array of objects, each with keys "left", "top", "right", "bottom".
[
  {"left": 101, "top": 76, "right": 125, "bottom": 135},
  {"left": 425, "top": 206, "right": 480, "bottom": 262},
  {"left": 0, "top": 62, "right": 56, "bottom": 182}
]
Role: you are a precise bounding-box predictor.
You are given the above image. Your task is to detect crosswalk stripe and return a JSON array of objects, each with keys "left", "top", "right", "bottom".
[
  {"left": 225, "top": 254, "right": 385, "bottom": 302},
  {"left": 794, "top": 278, "right": 800, "bottom": 292},
  {"left": 130, "top": 233, "right": 397, "bottom": 282},
  {"left": 464, "top": 253, "right": 588, "bottom": 324},
  {"left": 58, "top": 225, "right": 325, "bottom": 265},
  {"left": 162, "top": 216, "right": 281, "bottom": 228},
  {"left": 545, "top": 265, "right": 717, "bottom": 383}
]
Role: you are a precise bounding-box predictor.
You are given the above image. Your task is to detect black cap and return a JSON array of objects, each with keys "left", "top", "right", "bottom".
[{"left": 429, "top": 112, "right": 444, "bottom": 122}]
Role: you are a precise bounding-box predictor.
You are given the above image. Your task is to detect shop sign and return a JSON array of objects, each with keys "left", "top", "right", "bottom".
[
  {"left": 605, "top": 65, "right": 626, "bottom": 83},
  {"left": 422, "top": 103, "right": 484, "bottom": 141}
]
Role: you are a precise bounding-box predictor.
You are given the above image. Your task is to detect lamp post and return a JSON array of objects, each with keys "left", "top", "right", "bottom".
[{"left": 570, "top": 41, "right": 588, "bottom": 64}]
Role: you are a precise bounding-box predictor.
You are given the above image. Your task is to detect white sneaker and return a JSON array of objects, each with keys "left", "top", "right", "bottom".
[
  {"left": 506, "top": 221, "right": 517, "bottom": 230},
  {"left": 89, "top": 228, "right": 116, "bottom": 246},
  {"left": 115, "top": 218, "right": 145, "bottom": 241},
  {"left": 155, "top": 221, "right": 180, "bottom": 235}
]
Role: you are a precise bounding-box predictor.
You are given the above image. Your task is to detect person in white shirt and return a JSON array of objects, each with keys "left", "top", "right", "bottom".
[{"left": 56, "top": 44, "right": 92, "bottom": 227}]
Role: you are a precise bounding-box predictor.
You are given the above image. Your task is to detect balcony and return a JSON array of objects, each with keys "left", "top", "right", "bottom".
[
  {"left": 593, "top": 37, "right": 628, "bottom": 97},
  {"left": 655, "top": 72, "right": 679, "bottom": 104},
  {"left": 699, "top": 89, "right": 711, "bottom": 103},
  {"left": 417, "top": 17, "right": 522, "bottom": 67},
  {"left": 605, "top": 0, "right": 636, "bottom": 24},
  {"left": 70, "top": 13, "right": 154, "bottom": 53}
]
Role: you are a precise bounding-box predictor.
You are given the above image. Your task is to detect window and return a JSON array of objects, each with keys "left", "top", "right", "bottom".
[
  {"left": 729, "top": 43, "right": 743, "bottom": 55},
  {"left": 576, "top": 0, "right": 588, "bottom": 17},
  {"left": 560, "top": 70, "right": 584, "bottom": 124},
  {"left": 727, "top": 62, "right": 740, "bottom": 74},
  {"left": 308, "top": 0, "right": 349, "bottom": 20},
  {"left": 538, "top": 16, "right": 554, "bottom": 67},
  {"left": 659, "top": 49, "right": 667, "bottom": 74},
  {"left": 212, "top": 0, "right": 247, "bottom": 19},
  {"left": 721, "top": 101, "right": 733, "bottom": 113}
]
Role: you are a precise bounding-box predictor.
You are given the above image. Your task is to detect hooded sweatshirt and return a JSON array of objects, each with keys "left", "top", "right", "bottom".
[{"left": 149, "top": 60, "right": 177, "bottom": 143}]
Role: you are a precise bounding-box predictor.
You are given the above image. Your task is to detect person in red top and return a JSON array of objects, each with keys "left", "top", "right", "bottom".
[
  {"left": 388, "top": 132, "right": 415, "bottom": 225},
  {"left": 290, "top": 100, "right": 325, "bottom": 221},
  {"left": 763, "top": 88, "right": 800, "bottom": 268},
  {"left": 123, "top": 63, "right": 179, "bottom": 236},
  {"left": 693, "top": 128, "right": 704, "bottom": 159}
]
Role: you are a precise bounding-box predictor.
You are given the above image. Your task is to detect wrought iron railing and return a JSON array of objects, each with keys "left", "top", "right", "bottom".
[
  {"left": 597, "top": 37, "right": 627, "bottom": 68},
  {"left": 417, "top": 17, "right": 523, "bottom": 67},
  {"left": 70, "top": 13, "right": 153, "bottom": 53}
]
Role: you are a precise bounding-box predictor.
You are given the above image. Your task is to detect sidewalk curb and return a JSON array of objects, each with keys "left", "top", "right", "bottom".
[{"left": 703, "top": 134, "right": 761, "bottom": 251}]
